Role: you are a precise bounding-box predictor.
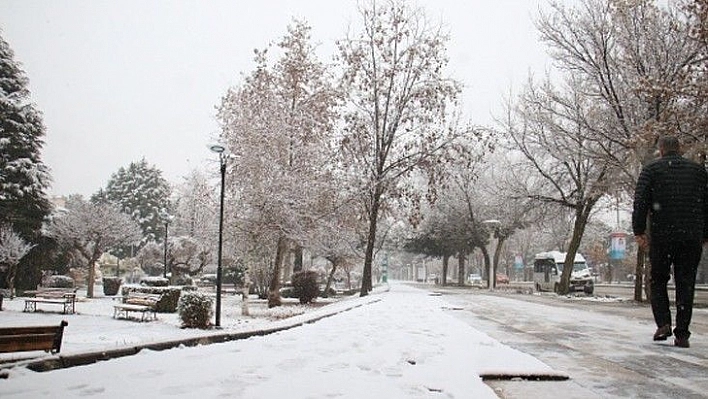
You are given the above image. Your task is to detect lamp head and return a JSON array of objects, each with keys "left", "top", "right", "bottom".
[{"left": 210, "top": 144, "right": 226, "bottom": 154}]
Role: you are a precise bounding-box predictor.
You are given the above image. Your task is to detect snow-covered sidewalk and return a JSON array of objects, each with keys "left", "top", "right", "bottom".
[{"left": 0, "top": 282, "right": 562, "bottom": 398}]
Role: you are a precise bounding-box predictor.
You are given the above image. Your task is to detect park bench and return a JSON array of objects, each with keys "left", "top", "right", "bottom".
[
  {"left": 0, "top": 320, "right": 69, "bottom": 354},
  {"left": 113, "top": 292, "right": 162, "bottom": 321},
  {"left": 221, "top": 283, "right": 238, "bottom": 295},
  {"left": 23, "top": 288, "right": 77, "bottom": 315}
]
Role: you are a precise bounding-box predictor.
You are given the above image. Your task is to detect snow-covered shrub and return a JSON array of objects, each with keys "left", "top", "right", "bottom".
[
  {"left": 172, "top": 275, "right": 193, "bottom": 286},
  {"left": 279, "top": 283, "right": 296, "bottom": 298},
  {"left": 178, "top": 291, "right": 213, "bottom": 329},
  {"left": 46, "top": 275, "right": 75, "bottom": 288},
  {"left": 102, "top": 277, "right": 122, "bottom": 296},
  {"left": 291, "top": 270, "right": 319, "bottom": 304},
  {"left": 140, "top": 276, "right": 169, "bottom": 287}
]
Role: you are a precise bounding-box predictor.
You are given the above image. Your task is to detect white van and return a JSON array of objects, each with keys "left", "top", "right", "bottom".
[{"left": 533, "top": 251, "right": 594, "bottom": 294}]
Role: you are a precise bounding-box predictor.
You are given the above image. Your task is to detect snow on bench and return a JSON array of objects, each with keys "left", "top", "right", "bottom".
[
  {"left": 113, "top": 293, "right": 162, "bottom": 322},
  {"left": 23, "top": 288, "right": 77, "bottom": 315}
]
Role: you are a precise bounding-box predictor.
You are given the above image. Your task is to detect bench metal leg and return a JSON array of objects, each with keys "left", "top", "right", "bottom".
[
  {"left": 23, "top": 301, "right": 36, "bottom": 312},
  {"left": 63, "top": 301, "right": 75, "bottom": 314}
]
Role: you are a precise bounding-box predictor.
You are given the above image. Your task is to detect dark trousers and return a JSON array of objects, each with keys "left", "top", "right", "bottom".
[{"left": 649, "top": 240, "right": 702, "bottom": 338}]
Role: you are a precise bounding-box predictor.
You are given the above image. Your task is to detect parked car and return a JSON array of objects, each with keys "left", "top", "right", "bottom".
[
  {"left": 496, "top": 273, "right": 509, "bottom": 284},
  {"left": 468, "top": 274, "right": 482, "bottom": 285}
]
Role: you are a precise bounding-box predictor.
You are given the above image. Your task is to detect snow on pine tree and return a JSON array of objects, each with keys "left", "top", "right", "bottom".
[
  {"left": 94, "top": 158, "right": 172, "bottom": 246},
  {"left": 0, "top": 32, "right": 51, "bottom": 241}
]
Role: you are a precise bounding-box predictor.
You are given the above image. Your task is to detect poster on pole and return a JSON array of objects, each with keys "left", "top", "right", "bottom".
[{"left": 609, "top": 232, "right": 627, "bottom": 260}]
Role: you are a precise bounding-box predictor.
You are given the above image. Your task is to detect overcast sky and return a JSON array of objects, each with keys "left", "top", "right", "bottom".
[{"left": 0, "top": 0, "right": 551, "bottom": 198}]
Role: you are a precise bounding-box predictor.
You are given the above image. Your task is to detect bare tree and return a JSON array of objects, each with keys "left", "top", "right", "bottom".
[
  {"left": 307, "top": 184, "right": 364, "bottom": 294},
  {"left": 47, "top": 196, "right": 142, "bottom": 298},
  {"left": 172, "top": 169, "right": 216, "bottom": 241},
  {"left": 217, "top": 20, "right": 338, "bottom": 307},
  {"left": 0, "top": 226, "right": 34, "bottom": 296},
  {"left": 537, "top": 0, "right": 704, "bottom": 299},
  {"left": 138, "top": 236, "right": 210, "bottom": 281},
  {"left": 502, "top": 76, "right": 612, "bottom": 294},
  {"left": 337, "top": 0, "right": 462, "bottom": 295}
]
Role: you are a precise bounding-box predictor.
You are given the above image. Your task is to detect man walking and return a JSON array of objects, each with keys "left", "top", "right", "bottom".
[{"left": 632, "top": 136, "right": 708, "bottom": 348}]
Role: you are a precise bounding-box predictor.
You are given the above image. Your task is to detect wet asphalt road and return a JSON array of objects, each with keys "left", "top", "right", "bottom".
[{"left": 418, "top": 285, "right": 708, "bottom": 399}]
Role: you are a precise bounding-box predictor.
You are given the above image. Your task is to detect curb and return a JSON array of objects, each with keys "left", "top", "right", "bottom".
[{"left": 2, "top": 294, "right": 383, "bottom": 373}]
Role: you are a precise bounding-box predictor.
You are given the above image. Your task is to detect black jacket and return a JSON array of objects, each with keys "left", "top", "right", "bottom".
[{"left": 632, "top": 153, "right": 708, "bottom": 243}]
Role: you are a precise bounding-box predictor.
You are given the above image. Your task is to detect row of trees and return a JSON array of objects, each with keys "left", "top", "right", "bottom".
[
  {"left": 0, "top": 30, "right": 208, "bottom": 299},
  {"left": 215, "top": 1, "right": 474, "bottom": 306},
  {"left": 4, "top": 0, "right": 707, "bottom": 304},
  {"left": 502, "top": 0, "right": 708, "bottom": 297},
  {"left": 406, "top": 0, "right": 708, "bottom": 297}
]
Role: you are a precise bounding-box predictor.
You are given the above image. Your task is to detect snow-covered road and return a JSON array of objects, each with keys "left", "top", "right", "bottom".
[{"left": 430, "top": 285, "right": 708, "bottom": 398}]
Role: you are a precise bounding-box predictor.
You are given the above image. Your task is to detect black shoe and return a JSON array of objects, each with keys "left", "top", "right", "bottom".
[
  {"left": 653, "top": 325, "right": 672, "bottom": 341},
  {"left": 674, "top": 337, "right": 690, "bottom": 348}
]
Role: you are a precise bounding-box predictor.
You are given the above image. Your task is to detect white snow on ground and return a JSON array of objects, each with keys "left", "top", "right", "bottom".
[{"left": 0, "top": 282, "right": 561, "bottom": 398}]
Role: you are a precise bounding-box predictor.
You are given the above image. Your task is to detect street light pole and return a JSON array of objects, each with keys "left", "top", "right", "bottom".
[
  {"left": 210, "top": 144, "right": 226, "bottom": 328},
  {"left": 163, "top": 220, "right": 169, "bottom": 278},
  {"left": 159, "top": 210, "right": 171, "bottom": 279}
]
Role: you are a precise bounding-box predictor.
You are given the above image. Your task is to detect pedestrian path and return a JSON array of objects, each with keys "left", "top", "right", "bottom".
[{"left": 1, "top": 282, "right": 567, "bottom": 398}]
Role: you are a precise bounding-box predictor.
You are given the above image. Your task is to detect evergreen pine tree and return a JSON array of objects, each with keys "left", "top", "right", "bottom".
[
  {"left": 0, "top": 32, "right": 51, "bottom": 240},
  {"left": 94, "top": 158, "right": 171, "bottom": 246}
]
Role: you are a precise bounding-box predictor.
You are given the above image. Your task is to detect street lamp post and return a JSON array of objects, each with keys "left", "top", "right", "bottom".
[
  {"left": 160, "top": 210, "right": 172, "bottom": 279},
  {"left": 210, "top": 144, "right": 226, "bottom": 328},
  {"left": 163, "top": 221, "right": 168, "bottom": 278}
]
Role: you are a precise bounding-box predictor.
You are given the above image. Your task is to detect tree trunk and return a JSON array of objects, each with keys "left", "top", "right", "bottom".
[
  {"left": 457, "top": 252, "right": 466, "bottom": 286},
  {"left": 5, "top": 265, "right": 16, "bottom": 298},
  {"left": 361, "top": 192, "right": 381, "bottom": 296},
  {"left": 480, "top": 246, "right": 491, "bottom": 288},
  {"left": 634, "top": 248, "right": 645, "bottom": 301},
  {"left": 558, "top": 203, "right": 594, "bottom": 294},
  {"left": 268, "top": 235, "right": 287, "bottom": 308},
  {"left": 293, "top": 245, "right": 303, "bottom": 273},
  {"left": 241, "top": 272, "right": 250, "bottom": 316},
  {"left": 87, "top": 261, "right": 96, "bottom": 298},
  {"left": 325, "top": 260, "right": 338, "bottom": 296},
  {"left": 492, "top": 236, "right": 506, "bottom": 289},
  {"left": 606, "top": 260, "right": 614, "bottom": 283},
  {"left": 441, "top": 255, "right": 449, "bottom": 286},
  {"left": 81, "top": 245, "right": 103, "bottom": 298}
]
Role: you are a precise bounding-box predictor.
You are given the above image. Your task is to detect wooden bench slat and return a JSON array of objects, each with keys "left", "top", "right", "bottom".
[
  {"left": 113, "top": 292, "right": 162, "bottom": 321},
  {"left": 23, "top": 290, "right": 76, "bottom": 314},
  {"left": 26, "top": 299, "right": 68, "bottom": 304},
  {"left": 0, "top": 340, "right": 56, "bottom": 353},
  {"left": 114, "top": 304, "right": 151, "bottom": 311},
  {"left": 0, "top": 320, "right": 68, "bottom": 354},
  {"left": 0, "top": 326, "right": 64, "bottom": 335},
  {"left": 0, "top": 333, "right": 56, "bottom": 352}
]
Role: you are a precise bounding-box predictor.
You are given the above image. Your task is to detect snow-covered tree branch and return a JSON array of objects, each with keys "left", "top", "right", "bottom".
[
  {"left": 0, "top": 226, "right": 34, "bottom": 295},
  {"left": 47, "top": 196, "right": 142, "bottom": 297}
]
